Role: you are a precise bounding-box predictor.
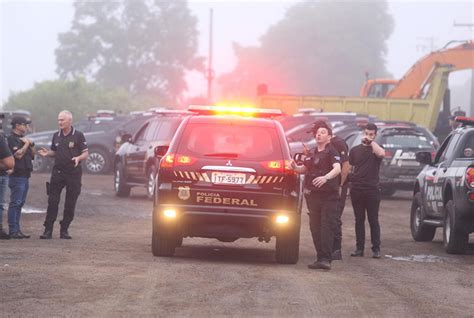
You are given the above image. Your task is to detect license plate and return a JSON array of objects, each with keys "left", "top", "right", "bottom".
[{"left": 211, "top": 172, "right": 246, "bottom": 185}]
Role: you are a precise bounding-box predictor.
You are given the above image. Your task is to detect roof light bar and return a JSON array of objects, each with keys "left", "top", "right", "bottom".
[
  {"left": 187, "top": 105, "right": 283, "bottom": 117},
  {"left": 455, "top": 116, "right": 474, "bottom": 127}
]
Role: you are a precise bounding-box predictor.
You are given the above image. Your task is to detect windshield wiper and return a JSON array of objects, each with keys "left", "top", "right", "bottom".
[{"left": 204, "top": 153, "right": 239, "bottom": 158}]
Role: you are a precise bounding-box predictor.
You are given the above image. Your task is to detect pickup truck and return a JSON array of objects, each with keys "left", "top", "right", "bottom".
[{"left": 410, "top": 117, "right": 474, "bottom": 254}]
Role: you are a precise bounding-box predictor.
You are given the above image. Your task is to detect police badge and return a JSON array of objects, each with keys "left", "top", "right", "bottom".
[
  {"left": 178, "top": 186, "right": 191, "bottom": 200},
  {"left": 69, "top": 141, "right": 75, "bottom": 148}
]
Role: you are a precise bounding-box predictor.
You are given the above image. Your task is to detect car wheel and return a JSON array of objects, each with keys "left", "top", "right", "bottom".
[
  {"left": 32, "top": 155, "right": 49, "bottom": 173},
  {"left": 275, "top": 215, "right": 301, "bottom": 264},
  {"left": 146, "top": 165, "right": 156, "bottom": 200},
  {"left": 410, "top": 192, "right": 436, "bottom": 241},
  {"left": 443, "top": 200, "right": 468, "bottom": 254},
  {"left": 151, "top": 210, "right": 177, "bottom": 257},
  {"left": 85, "top": 148, "right": 110, "bottom": 174},
  {"left": 114, "top": 162, "right": 131, "bottom": 198}
]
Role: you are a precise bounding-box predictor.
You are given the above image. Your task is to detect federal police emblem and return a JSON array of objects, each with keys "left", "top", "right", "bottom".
[{"left": 178, "top": 186, "right": 191, "bottom": 200}]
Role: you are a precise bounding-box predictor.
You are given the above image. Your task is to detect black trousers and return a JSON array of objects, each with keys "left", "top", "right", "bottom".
[
  {"left": 333, "top": 182, "right": 348, "bottom": 251},
  {"left": 350, "top": 188, "right": 381, "bottom": 252},
  {"left": 305, "top": 193, "right": 339, "bottom": 262},
  {"left": 44, "top": 169, "right": 82, "bottom": 230}
]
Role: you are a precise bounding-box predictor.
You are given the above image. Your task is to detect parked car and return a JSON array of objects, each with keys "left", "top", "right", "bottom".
[
  {"left": 113, "top": 112, "right": 191, "bottom": 198},
  {"left": 410, "top": 116, "right": 474, "bottom": 254},
  {"left": 30, "top": 112, "right": 137, "bottom": 174},
  {"left": 345, "top": 122, "right": 439, "bottom": 196}
]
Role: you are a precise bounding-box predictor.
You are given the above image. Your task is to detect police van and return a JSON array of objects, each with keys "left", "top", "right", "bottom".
[{"left": 152, "top": 105, "right": 303, "bottom": 264}]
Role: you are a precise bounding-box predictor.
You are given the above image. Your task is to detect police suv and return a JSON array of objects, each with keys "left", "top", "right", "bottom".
[
  {"left": 152, "top": 106, "right": 303, "bottom": 264},
  {"left": 411, "top": 117, "right": 474, "bottom": 254}
]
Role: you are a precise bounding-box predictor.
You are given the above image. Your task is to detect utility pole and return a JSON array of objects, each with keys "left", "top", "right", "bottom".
[
  {"left": 453, "top": 21, "right": 474, "bottom": 116},
  {"left": 206, "top": 8, "right": 214, "bottom": 103}
]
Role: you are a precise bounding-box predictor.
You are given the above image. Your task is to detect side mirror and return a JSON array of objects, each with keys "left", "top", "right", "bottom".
[
  {"left": 121, "top": 133, "right": 132, "bottom": 143},
  {"left": 293, "top": 153, "right": 305, "bottom": 164},
  {"left": 154, "top": 145, "right": 169, "bottom": 158},
  {"left": 416, "top": 151, "right": 433, "bottom": 165}
]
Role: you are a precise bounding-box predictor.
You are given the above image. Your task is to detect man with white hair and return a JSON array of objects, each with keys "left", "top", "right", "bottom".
[{"left": 38, "top": 110, "right": 89, "bottom": 239}]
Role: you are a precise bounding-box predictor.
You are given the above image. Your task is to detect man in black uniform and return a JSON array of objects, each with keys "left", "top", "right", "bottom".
[
  {"left": 293, "top": 120, "right": 341, "bottom": 270},
  {"left": 38, "top": 110, "right": 89, "bottom": 239},
  {"left": 349, "top": 123, "right": 385, "bottom": 258},
  {"left": 7, "top": 116, "right": 35, "bottom": 239}
]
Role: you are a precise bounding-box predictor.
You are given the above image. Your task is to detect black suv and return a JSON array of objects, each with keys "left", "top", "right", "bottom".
[
  {"left": 411, "top": 117, "right": 474, "bottom": 254},
  {"left": 113, "top": 112, "right": 191, "bottom": 198},
  {"left": 152, "top": 106, "right": 303, "bottom": 264}
]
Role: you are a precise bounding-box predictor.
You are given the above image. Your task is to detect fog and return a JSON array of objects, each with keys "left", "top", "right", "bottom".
[{"left": 1, "top": 0, "right": 473, "bottom": 113}]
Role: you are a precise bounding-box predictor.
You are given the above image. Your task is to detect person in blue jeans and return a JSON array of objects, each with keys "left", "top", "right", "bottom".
[
  {"left": 7, "top": 116, "right": 35, "bottom": 239},
  {"left": 0, "top": 134, "right": 14, "bottom": 240}
]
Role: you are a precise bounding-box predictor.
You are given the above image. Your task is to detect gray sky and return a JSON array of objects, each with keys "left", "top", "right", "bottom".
[{"left": 1, "top": 0, "right": 473, "bottom": 110}]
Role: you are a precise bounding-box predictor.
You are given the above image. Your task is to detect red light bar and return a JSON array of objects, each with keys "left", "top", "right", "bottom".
[
  {"left": 455, "top": 116, "right": 474, "bottom": 126},
  {"left": 187, "top": 105, "right": 283, "bottom": 117}
]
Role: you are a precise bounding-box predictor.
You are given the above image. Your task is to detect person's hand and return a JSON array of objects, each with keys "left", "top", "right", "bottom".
[
  {"left": 38, "top": 148, "right": 49, "bottom": 157},
  {"left": 302, "top": 143, "right": 310, "bottom": 156},
  {"left": 6, "top": 169, "right": 13, "bottom": 175},
  {"left": 312, "top": 176, "right": 328, "bottom": 188},
  {"left": 72, "top": 156, "right": 81, "bottom": 167},
  {"left": 290, "top": 159, "right": 297, "bottom": 170}
]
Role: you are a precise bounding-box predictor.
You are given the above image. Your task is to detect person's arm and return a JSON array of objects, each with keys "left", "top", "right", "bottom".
[
  {"left": 313, "top": 162, "right": 341, "bottom": 188},
  {"left": 0, "top": 156, "right": 14, "bottom": 170},
  {"left": 371, "top": 141, "right": 385, "bottom": 158},
  {"left": 291, "top": 160, "right": 308, "bottom": 174},
  {"left": 38, "top": 148, "right": 56, "bottom": 158},
  {"left": 13, "top": 138, "right": 31, "bottom": 160},
  {"left": 72, "top": 150, "right": 88, "bottom": 167},
  {"left": 340, "top": 161, "right": 350, "bottom": 185},
  {"left": 71, "top": 132, "right": 89, "bottom": 167}
]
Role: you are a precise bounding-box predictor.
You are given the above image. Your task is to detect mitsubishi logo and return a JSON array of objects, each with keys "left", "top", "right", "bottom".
[{"left": 226, "top": 160, "right": 233, "bottom": 166}]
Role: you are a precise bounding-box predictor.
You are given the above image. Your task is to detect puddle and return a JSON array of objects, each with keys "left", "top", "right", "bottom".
[
  {"left": 22, "top": 206, "right": 46, "bottom": 214},
  {"left": 385, "top": 254, "right": 457, "bottom": 263}
]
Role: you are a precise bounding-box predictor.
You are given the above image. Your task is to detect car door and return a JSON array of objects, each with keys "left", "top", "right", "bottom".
[{"left": 125, "top": 123, "right": 150, "bottom": 179}]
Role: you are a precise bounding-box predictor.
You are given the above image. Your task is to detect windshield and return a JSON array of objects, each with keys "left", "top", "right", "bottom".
[{"left": 177, "top": 123, "right": 282, "bottom": 160}]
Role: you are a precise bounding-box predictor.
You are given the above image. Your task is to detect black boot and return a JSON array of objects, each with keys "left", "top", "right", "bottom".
[
  {"left": 60, "top": 229, "right": 72, "bottom": 239},
  {"left": 40, "top": 225, "right": 53, "bottom": 239},
  {"left": 0, "top": 227, "right": 10, "bottom": 240},
  {"left": 60, "top": 222, "right": 72, "bottom": 239}
]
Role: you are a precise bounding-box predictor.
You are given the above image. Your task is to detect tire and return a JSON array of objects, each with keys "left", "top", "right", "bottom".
[
  {"left": 410, "top": 192, "right": 436, "bottom": 241},
  {"left": 443, "top": 200, "right": 468, "bottom": 254},
  {"left": 114, "top": 162, "right": 131, "bottom": 198},
  {"left": 32, "top": 155, "right": 49, "bottom": 173},
  {"left": 85, "top": 148, "right": 110, "bottom": 174},
  {"left": 151, "top": 210, "right": 177, "bottom": 257},
  {"left": 146, "top": 165, "right": 156, "bottom": 200},
  {"left": 275, "top": 215, "right": 301, "bottom": 264}
]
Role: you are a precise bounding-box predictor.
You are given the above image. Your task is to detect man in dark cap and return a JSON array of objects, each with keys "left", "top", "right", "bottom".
[
  {"left": 448, "top": 110, "right": 467, "bottom": 131},
  {"left": 7, "top": 116, "right": 35, "bottom": 238}
]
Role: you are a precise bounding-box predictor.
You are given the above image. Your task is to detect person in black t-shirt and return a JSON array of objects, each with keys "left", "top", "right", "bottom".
[
  {"left": 348, "top": 123, "right": 385, "bottom": 259},
  {"left": 38, "top": 110, "right": 89, "bottom": 239},
  {"left": 7, "top": 116, "right": 35, "bottom": 239},
  {"left": 293, "top": 120, "right": 341, "bottom": 270},
  {"left": 0, "top": 134, "right": 14, "bottom": 240}
]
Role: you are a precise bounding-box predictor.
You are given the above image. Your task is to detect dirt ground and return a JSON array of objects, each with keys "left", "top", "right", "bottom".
[{"left": 1, "top": 173, "right": 473, "bottom": 317}]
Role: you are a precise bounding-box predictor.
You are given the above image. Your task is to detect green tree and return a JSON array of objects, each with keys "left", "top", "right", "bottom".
[
  {"left": 2, "top": 79, "right": 138, "bottom": 131},
  {"left": 219, "top": 0, "right": 394, "bottom": 99},
  {"left": 55, "top": 0, "right": 201, "bottom": 104}
]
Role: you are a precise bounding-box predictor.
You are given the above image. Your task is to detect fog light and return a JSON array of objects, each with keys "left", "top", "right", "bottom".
[
  {"left": 163, "top": 209, "right": 177, "bottom": 218},
  {"left": 276, "top": 215, "right": 289, "bottom": 224}
]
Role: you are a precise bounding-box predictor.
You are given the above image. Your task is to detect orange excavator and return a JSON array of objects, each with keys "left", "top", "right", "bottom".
[{"left": 360, "top": 40, "right": 474, "bottom": 98}]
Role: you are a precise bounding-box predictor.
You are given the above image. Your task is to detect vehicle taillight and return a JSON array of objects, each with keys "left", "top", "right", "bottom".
[
  {"left": 431, "top": 151, "right": 437, "bottom": 161},
  {"left": 466, "top": 167, "right": 474, "bottom": 188},
  {"left": 160, "top": 154, "right": 197, "bottom": 169},
  {"left": 160, "top": 154, "right": 175, "bottom": 168},
  {"left": 261, "top": 160, "right": 294, "bottom": 174},
  {"left": 384, "top": 150, "right": 393, "bottom": 158}
]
